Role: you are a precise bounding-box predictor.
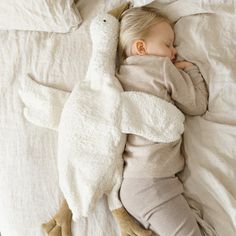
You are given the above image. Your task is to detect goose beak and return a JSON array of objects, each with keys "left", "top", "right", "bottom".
[{"left": 108, "top": 2, "right": 130, "bottom": 20}]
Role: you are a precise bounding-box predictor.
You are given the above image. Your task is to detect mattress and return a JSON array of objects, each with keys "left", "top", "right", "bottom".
[{"left": 0, "top": 0, "right": 235, "bottom": 235}]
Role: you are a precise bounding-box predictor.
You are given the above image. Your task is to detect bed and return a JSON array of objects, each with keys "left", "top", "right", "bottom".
[{"left": 0, "top": 0, "right": 235, "bottom": 235}]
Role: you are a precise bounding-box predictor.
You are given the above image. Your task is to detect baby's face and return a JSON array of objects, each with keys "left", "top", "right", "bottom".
[{"left": 145, "top": 22, "right": 177, "bottom": 62}]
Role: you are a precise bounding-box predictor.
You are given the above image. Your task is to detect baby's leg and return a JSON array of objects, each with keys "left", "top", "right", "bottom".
[
  {"left": 120, "top": 177, "right": 201, "bottom": 236},
  {"left": 148, "top": 194, "right": 201, "bottom": 236}
]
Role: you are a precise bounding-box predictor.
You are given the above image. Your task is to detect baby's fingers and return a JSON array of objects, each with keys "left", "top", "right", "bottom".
[
  {"left": 174, "top": 61, "right": 194, "bottom": 69},
  {"left": 174, "top": 61, "right": 186, "bottom": 69}
]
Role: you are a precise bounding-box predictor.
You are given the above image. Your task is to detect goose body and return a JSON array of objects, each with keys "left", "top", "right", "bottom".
[
  {"left": 57, "top": 13, "right": 126, "bottom": 219},
  {"left": 19, "top": 7, "right": 185, "bottom": 221}
]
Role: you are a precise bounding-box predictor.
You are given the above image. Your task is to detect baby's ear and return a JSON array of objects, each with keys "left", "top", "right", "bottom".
[{"left": 132, "top": 40, "right": 147, "bottom": 55}]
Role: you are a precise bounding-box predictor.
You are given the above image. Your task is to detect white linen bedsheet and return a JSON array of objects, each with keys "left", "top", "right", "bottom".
[
  {"left": 0, "top": 0, "right": 235, "bottom": 235},
  {"left": 174, "top": 12, "right": 236, "bottom": 236},
  {"left": 148, "top": 1, "right": 236, "bottom": 234},
  {"left": 0, "top": 0, "right": 82, "bottom": 33},
  {"left": 0, "top": 0, "right": 122, "bottom": 235}
]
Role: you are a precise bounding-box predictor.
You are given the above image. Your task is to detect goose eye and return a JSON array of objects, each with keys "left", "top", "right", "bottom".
[{"left": 103, "top": 19, "right": 106, "bottom": 22}]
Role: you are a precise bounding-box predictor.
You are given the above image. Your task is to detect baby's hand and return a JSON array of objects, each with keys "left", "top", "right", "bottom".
[{"left": 174, "top": 61, "right": 194, "bottom": 70}]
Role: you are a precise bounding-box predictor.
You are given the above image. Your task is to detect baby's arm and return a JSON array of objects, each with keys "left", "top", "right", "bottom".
[{"left": 164, "top": 59, "right": 208, "bottom": 115}]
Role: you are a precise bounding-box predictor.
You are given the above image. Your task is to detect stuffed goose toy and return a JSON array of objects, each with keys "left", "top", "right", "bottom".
[{"left": 19, "top": 3, "right": 185, "bottom": 236}]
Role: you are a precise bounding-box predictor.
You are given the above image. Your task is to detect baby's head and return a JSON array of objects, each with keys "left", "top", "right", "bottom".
[{"left": 119, "top": 7, "right": 177, "bottom": 62}]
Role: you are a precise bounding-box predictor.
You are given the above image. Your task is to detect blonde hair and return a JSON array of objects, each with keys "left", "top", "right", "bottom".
[{"left": 119, "top": 7, "right": 170, "bottom": 60}]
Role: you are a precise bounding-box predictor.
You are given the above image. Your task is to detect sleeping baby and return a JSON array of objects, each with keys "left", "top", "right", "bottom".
[{"left": 116, "top": 6, "right": 208, "bottom": 236}]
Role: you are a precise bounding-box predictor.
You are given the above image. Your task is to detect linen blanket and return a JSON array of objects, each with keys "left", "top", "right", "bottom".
[{"left": 0, "top": 0, "right": 235, "bottom": 235}]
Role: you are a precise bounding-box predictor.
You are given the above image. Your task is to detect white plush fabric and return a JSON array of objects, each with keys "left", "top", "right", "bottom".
[
  {"left": 19, "top": 76, "right": 185, "bottom": 143},
  {"left": 18, "top": 74, "right": 70, "bottom": 131},
  {"left": 121, "top": 92, "right": 184, "bottom": 143},
  {"left": 0, "top": 0, "right": 236, "bottom": 235},
  {"left": 56, "top": 12, "right": 126, "bottom": 215},
  {"left": 19, "top": 12, "right": 185, "bottom": 220},
  {"left": 0, "top": 0, "right": 82, "bottom": 32},
  {"left": 19, "top": 75, "right": 185, "bottom": 219}
]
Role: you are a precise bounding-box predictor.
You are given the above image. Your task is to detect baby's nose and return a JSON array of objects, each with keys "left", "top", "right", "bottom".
[
  {"left": 171, "top": 48, "right": 177, "bottom": 60},
  {"left": 172, "top": 48, "right": 177, "bottom": 56}
]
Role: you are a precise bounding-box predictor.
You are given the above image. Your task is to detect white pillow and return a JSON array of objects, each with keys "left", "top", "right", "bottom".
[{"left": 0, "top": 0, "right": 82, "bottom": 33}]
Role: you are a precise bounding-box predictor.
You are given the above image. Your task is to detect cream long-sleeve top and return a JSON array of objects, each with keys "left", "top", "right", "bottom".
[{"left": 116, "top": 55, "right": 208, "bottom": 178}]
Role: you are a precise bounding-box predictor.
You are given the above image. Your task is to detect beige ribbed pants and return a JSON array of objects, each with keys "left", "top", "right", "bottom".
[{"left": 120, "top": 177, "right": 202, "bottom": 236}]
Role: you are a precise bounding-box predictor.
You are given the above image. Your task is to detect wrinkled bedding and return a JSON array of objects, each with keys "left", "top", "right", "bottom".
[
  {"left": 0, "top": 0, "right": 82, "bottom": 32},
  {"left": 171, "top": 6, "right": 236, "bottom": 235},
  {"left": 0, "top": 0, "right": 236, "bottom": 235}
]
